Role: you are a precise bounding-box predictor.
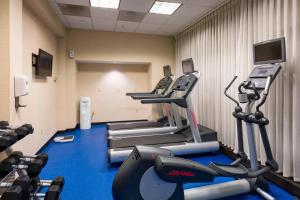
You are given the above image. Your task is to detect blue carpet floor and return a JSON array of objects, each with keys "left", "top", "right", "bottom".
[{"left": 39, "top": 124, "right": 295, "bottom": 200}]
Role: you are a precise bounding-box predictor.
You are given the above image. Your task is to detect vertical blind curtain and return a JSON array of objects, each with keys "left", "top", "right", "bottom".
[{"left": 175, "top": 0, "right": 300, "bottom": 181}]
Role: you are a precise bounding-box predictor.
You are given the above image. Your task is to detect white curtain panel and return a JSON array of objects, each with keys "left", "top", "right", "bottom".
[{"left": 175, "top": 0, "right": 300, "bottom": 181}]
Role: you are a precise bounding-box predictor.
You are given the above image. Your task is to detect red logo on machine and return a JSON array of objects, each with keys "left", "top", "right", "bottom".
[{"left": 167, "top": 170, "right": 195, "bottom": 177}]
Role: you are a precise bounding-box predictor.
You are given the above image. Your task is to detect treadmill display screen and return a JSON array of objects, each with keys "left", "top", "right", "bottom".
[
  {"left": 182, "top": 58, "right": 194, "bottom": 74},
  {"left": 253, "top": 37, "right": 286, "bottom": 65},
  {"left": 163, "top": 65, "right": 172, "bottom": 76}
]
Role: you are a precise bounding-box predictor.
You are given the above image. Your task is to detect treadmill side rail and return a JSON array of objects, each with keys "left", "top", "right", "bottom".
[
  {"left": 109, "top": 126, "right": 178, "bottom": 137},
  {"left": 108, "top": 141, "right": 219, "bottom": 164}
]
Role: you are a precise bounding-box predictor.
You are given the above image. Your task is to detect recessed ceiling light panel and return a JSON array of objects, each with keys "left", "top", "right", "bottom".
[
  {"left": 90, "top": 0, "right": 120, "bottom": 9},
  {"left": 149, "top": 1, "right": 181, "bottom": 15}
]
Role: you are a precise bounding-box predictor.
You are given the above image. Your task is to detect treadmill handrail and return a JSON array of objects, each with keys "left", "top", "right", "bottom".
[
  {"left": 132, "top": 94, "right": 164, "bottom": 100},
  {"left": 132, "top": 91, "right": 173, "bottom": 100},
  {"left": 141, "top": 97, "right": 187, "bottom": 108},
  {"left": 126, "top": 91, "right": 155, "bottom": 96}
]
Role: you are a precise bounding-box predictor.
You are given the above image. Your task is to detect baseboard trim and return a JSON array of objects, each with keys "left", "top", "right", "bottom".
[
  {"left": 219, "top": 143, "right": 300, "bottom": 198},
  {"left": 94, "top": 119, "right": 148, "bottom": 124},
  {"left": 36, "top": 126, "right": 78, "bottom": 154},
  {"left": 36, "top": 132, "right": 59, "bottom": 154}
]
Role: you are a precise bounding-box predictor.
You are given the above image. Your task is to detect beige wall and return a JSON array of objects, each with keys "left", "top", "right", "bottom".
[
  {"left": 0, "top": 0, "right": 175, "bottom": 154},
  {"left": 0, "top": 0, "right": 11, "bottom": 121},
  {"left": 66, "top": 30, "right": 175, "bottom": 126},
  {"left": 77, "top": 63, "right": 151, "bottom": 122},
  {"left": 4, "top": 0, "right": 67, "bottom": 155}
]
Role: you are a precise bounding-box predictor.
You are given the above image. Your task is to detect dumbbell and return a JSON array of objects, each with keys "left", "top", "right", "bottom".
[
  {"left": 0, "top": 176, "right": 64, "bottom": 200},
  {"left": 0, "top": 156, "right": 45, "bottom": 178},
  {"left": 32, "top": 176, "right": 64, "bottom": 189},
  {"left": 0, "top": 135, "right": 14, "bottom": 151},
  {"left": 0, "top": 121, "right": 9, "bottom": 130},
  {"left": 0, "top": 175, "right": 33, "bottom": 200},
  {"left": 0, "top": 130, "right": 21, "bottom": 151},
  {"left": 35, "top": 185, "right": 64, "bottom": 200},
  {"left": 0, "top": 123, "right": 33, "bottom": 140},
  {"left": 30, "top": 176, "right": 64, "bottom": 200},
  {"left": 0, "top": 131, "right": 18, "bottom": 142},
  {"left": 15, "top": 125, "right": 34, "bottom": 140},
  {"left": 10, "top": 151, "right": 48, "bottom": 168}
]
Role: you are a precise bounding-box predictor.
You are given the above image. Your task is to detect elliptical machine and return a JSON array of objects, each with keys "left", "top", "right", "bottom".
[{"left": 112, "top": 37, "right": 286, "bottom": 200}]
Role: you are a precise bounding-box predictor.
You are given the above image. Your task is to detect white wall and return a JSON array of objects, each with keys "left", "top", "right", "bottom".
[{"left": 77, "top": 63, "right": 151, "bottom": 122}]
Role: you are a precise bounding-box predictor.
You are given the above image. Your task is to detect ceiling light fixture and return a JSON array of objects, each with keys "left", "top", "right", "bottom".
[
  {"left": 149, "top": 1, "right": 181, "bottom": 15},
  {"left": 90, "top": 0, "right": 120, "bottom": 9}
]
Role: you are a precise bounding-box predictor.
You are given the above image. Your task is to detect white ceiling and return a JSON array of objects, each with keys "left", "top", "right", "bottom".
[{"left": 48, "top": 0, "right": 225, "bottom": 36}]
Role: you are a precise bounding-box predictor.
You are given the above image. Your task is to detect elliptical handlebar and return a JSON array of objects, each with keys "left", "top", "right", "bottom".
[
  {"left": 256, "top": 76, "right": 272, "bottom": 111},
  {"left": 224, "top": 76, "right": 240, "bottom": 107},
  {"left": 238, "top": 81, "right": 260, "bottom": 100}
]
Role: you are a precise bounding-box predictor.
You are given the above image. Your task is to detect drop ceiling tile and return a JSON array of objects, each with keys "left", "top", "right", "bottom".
[
  {"left": 91, "top": 7, "right": 118, "bottom": 20},
  {"left": 93, "top": 19, "right": 116, "bottom": 31},
  {"left": 119, "top": 0, "right": 155, "bottom": 12},
  {"left": 118, "top": 10, "right": 146, "bottom": 22},
  {"left": 142, "top": 14, "right": 171, "bottom": 25},
  {"left": 58, "top": 4, "right": 91, "bottom": 17},
  {"left": 173, "top": 5, "right": 208, "bottom": 18},
  {"left": 56, "top": 0, "right": 90, "bottom": 6},
  {"left": 137, "top": 23, "right": 161, "bottom": 33},
  {"left": 186, "top": 0, "right": 224, "bottom": 7},
  {"left": 49, "top": 1, "right": 70, "bottom": 26},
  {"left": 115, "top": 21, "right": 139, "bottom": 32},
  {"left": 65, "top": 15, "right": 92, "bottom": 29}
]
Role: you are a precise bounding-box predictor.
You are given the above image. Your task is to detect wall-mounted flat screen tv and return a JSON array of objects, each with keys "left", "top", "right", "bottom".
[
  {"left": 253, "top": 37, "right": 286, "bottom": 65},
  {"left": 36, "top": 49, "right": 53, "bottom": 77},
  {"left": 163, "top": 65, "right": 172, "bottom": 76},
  {"left": 182, "top": 58, "right": 194, "bottom": 74}
]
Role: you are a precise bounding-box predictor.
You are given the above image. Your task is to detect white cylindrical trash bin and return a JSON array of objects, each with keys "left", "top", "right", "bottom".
[{"left": 80, "top": 97, "right": 91, "bottom": 130}]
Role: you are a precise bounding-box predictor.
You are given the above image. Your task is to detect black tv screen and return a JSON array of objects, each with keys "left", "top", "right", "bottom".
[
  {"left": 253, "top": 37, "right": 286, "bottom": 65},
  {"left": 36, "top": 49, "right": 53, "bottom": 77},
  {"left": 163, "top": 65, "right": 172, "bottom": 76},
  {"left": 182, "top": 58, "right": 194, "bottom": 74}
]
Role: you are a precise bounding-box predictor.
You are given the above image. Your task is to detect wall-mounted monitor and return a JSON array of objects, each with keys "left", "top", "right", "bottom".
[
  {"left": 182, "top": 58, "right": 194, "bottom": 74},
  {"left": 253, "top": 37, "right": 286, "bottom": 65},
  {"left": 163, "top": 65, "right": 172, "bottom": 76},
  {"left": 36, "top": 49, "right": 53, "bottom": 77}
]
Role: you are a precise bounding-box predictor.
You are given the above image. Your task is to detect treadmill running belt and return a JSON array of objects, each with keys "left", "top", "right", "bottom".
[
  {"left": 109, "top": 134, "right": 187, "bottom": 149},
  {"left": 108, "top": 121, "right": 164, "bottom": 131}
]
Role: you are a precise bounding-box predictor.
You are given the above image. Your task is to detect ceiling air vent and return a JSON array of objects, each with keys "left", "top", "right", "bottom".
[
  {"left": 118, "top": 10, "right": 146, "bottom": 23},
  {"left": 58, "top": 4, "right": 91, "bottom": 17}
]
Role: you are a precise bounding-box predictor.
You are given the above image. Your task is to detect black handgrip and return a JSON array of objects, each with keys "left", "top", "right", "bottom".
[
  {"left": 126, "top": 92, "right": 152, "bottom": 96},
  {"left": 141, "top": 98, "right": 176, "bottom": 104},
  {"left": 132, "top": 94, "right": 164, "bottom": 100}
]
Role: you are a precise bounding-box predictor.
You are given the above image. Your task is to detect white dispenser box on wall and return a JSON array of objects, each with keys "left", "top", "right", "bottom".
[
  {"left": 80, "top": 97, "right": 91, "bottom": 130},
  {"left": 14, "top": 75, "right": 29, "bottom": 97},
  {"left": 14, "top": 75, "right": 29, "bottom": 110}
]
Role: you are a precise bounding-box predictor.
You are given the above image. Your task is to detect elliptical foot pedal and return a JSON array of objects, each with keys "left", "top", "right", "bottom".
[{"left": 208, "top": 162, "right": 248, "bottom": 178}]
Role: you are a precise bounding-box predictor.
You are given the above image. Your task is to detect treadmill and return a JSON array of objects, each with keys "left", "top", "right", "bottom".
[
  {"left": 108, "top": 58, "right": 219, "bottom": 164},
  {"left": 108, "top": 66, "right": 185, "bottom": 137}
]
